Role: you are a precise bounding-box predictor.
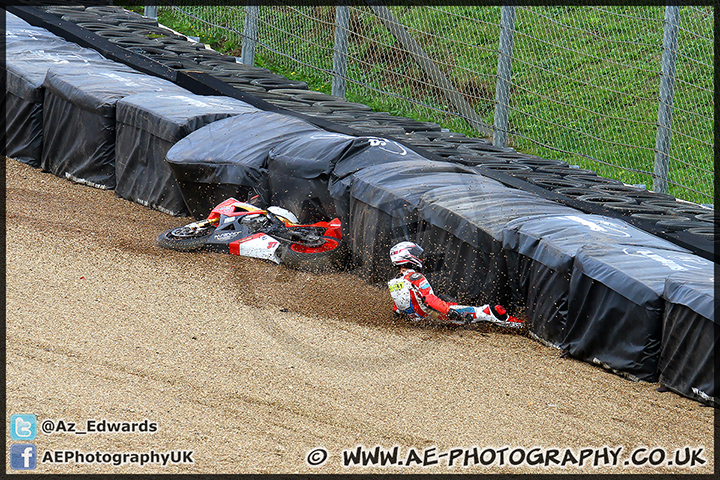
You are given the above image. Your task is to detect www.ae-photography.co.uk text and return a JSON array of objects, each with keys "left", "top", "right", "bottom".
[{"left": 305, "top": 444, "right": 707, "bottom": 469}]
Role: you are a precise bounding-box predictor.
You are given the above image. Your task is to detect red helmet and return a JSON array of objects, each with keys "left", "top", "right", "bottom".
[{"left": 390, "top": 241, "right": 424, "bottom": 269}]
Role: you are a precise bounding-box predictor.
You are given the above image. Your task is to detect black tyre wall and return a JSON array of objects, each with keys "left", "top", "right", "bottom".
[
  {"left": 267, "top": 130, "right": 356, "bottom": 223},
  {"left": 166, "top": 112, "right": 323, "bottom": 218},
  {"left": 346, "top": 159, "right": 484, "bottom": 283},
  {"left": 502, "top": 214, "right": 690, "bottom": 347},
  {"left": 347, "top": 196, "right": 423, "bottom": 283},
  {"left": 5, "top": 11, "right": 110, "bottom": 167},
  {"left": 417, "top": 184, "right": 579, "bottom": 307},
  {"left": 564, "top": 245, "right": 715, "bottom": 382},
  {"left": 659, "top": 271, "right": 716, "bottom": 406},
  {"left": 116, "top": 122, "right": 189, "bottom": 214},
  {"left": 40, "top": 63, "right": 187, "bottom": 189},
  {"left": 565, "top": 268, "right": 662, "bottom": 381},
  {"left": 115, "top": 92, "right": 255, "bottom": 216},
  {"left": 40, "top": 88, "right": 118, "bottom": 187},
  {"left": 328, "top": 137, "right": 436, "bottom": 233},
  {"left": 417, "top": 224, "right": 507, "bottom": 306},
  {"left": 175, "top": 183, "right": 255, "bottom": 220},
  {"left": 5, "top": 91, "right": 44, "bottom": 167}
]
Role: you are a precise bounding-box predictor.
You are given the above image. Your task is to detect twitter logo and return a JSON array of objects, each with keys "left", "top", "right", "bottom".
[{"left": 10, "top": 414, "right": 37, "bottom": 440}]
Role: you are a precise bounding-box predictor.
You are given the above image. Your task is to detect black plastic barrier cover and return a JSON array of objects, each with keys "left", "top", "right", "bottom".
[
  {"left": 115, "top": 92, "right": 255, "bottom": 216},
  {"left": 267, "top": 130, "right": 356, "bottom": 223},
  {"left": 329, "top": 137, "right": 435, "bottom": 227},
  {"left": 566, "top": 245, "right": 715, "bottom": 382},
  {"left": 7, "top": 6, "right": 181, "bottom": 88},
  {"left": 472, "top": 165, "right": 715, "bottom": 263},
  {"left": 7, "top": 6, "right": 362, "bottom": 143},
  {"left": 4, "top": 12, "right": 108, "bottom": 166},
  {"left": 660, "top": 270, "right": 716, "bottom": 406},
  {"left": 8, "top": 5, "right": 712, "bottom": 264},
  {"left": 5, "top": 92, "right": 43, "bottom": 166},
  {"left": 165, "top": 111, "right": 323, "bottom": 218},
  {"left": 40, "top": 62, "right": 188, "bottom": 189},
  {"left": 416, "top": 185, "right": 580, "bottom": 306},
  {"left": 347, "top": 160, "right": 485, "bottom": 282},
  {"left": 502, "top": 214, "right": 690, "bottom": 347}
]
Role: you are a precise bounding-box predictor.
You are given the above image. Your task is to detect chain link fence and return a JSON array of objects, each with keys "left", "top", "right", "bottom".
[{"left": 152, "top": 3, "right": 713, "bottom": 204}]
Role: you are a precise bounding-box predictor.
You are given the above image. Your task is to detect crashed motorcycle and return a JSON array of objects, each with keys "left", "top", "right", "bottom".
[{"left": 157, "top": 198, "right": 346, "bottom": 271}]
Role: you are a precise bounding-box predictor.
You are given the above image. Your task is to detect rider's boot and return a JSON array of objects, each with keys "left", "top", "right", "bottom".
[{"left": 474, "top": 304, "right": 524, "bottom": 328}]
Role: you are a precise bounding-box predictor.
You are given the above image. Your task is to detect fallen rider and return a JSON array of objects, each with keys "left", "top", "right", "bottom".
[{"left": 387, "top": 241, "right": 523, "bottom": 328}]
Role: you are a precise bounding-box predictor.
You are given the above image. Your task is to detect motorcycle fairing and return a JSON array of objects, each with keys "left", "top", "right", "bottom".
[
  {"left": 229, "top": 233, "right": 282, "bottom": 263},
  {"left": 208, "top": 197, "right": 264, "bottom": 221},
  {"left": 207, "top": 197, "right": 343, "bottom": 240}
]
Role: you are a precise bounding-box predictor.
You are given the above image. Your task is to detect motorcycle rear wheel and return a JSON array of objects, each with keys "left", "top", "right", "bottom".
[
  {"left": 280, "top": 236, "right": 346, "bottom": 272},
  {"left": 157, "top": 227, "right": 214, "bottom": 252}
]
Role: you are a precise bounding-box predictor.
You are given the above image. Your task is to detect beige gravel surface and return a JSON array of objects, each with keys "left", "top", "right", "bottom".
[{"left": 5, "top": 157, "right": 715, "bottom": 474}]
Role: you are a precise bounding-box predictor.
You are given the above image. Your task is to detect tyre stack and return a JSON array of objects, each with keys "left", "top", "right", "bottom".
[
  {"left": 45, "top": 5, "right": 274, "bottom": 79},
  {"left": 42, "top": 5, "right": 453, "bottom": 137},
  {"left": 19, "top": 5, "right": 714, "bottom": 406},
  {"left": 477, "top": 156, "right": 715, "bottom": 240},
  {"left": 42, "top": 4, "right": 715, "bottom": 244}
]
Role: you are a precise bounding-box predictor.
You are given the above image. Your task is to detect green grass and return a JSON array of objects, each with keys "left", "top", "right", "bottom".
[{"left": 128, "top": 4, "right": 713, "bottom": 204}]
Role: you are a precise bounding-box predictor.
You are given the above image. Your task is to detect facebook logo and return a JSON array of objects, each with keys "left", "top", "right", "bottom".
[
  {"left": 10, "top": 444, "right": 37, "bottom": 470},
  {"left": 10, "top": 414, "right": 37, "bottom": 440}
]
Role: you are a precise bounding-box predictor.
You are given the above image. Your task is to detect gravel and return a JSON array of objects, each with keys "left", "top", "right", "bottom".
[{"left": 5, "top": 157, "right": 714, "bottom": 474}]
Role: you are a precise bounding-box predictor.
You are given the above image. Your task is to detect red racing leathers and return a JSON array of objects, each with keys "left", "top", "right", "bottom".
[
  {"left": 387, "top": 268, "right": 522, "bottom": 327},
  {"left": 388, "top": 268, "right": 452, "bottom": 319}
]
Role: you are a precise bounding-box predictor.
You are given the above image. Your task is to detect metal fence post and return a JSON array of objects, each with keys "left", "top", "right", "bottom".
[
  {"left": 332, "top": 5, "right": 349, "bottom": 98},
  {"left": 369, "top": 3, "right": 492, "bottom": 136},
  {"left": 653, "top": 6, "right": 679, "bottom": 194},
  {"left": 241, "top": 4, "right": 259, "bottom": 66},
  {"left": 493, "top": 5, "right": 516, "bottom": 148},
  {"left": 144, "top": 3, "right": 158, "bottom": 19}
]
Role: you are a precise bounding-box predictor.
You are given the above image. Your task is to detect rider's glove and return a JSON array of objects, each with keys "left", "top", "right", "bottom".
[{"left": 448, "top": 308, "right": 472, "bottom": 324}]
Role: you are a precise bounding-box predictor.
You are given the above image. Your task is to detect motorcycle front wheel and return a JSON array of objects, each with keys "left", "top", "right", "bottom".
[
  {"left": 280, "top": 236, "right": 347, "bottom": 272},
  {"left": 157, "top": 225, "right": 214, "bottom": 252}
]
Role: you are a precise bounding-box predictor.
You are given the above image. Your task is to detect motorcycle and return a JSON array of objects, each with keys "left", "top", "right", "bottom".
[{"left": 157, "top": 198, "right": 347, "bottom": 272}]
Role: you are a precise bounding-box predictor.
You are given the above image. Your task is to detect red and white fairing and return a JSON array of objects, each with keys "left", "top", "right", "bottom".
[{"left": 229, "top": 233, "right": 282, "bottom": 263}]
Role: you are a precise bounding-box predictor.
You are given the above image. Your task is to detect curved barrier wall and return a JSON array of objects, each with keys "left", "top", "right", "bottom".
[
  {"left": 5, "top": 7, "right": 716, "bottom": 407},
  {"left": 502, "top": 214, "right": 689, "bottom": 347},
  {"left": 41, "top": 63, "right": 188, "bottom": 189},
  {"left": 660, "top": 271, "right": 716, "bottom": 406},
  {"left": 566, "top": 246, "right": 714, "bottom": 382},
  {"left": 116, "top": 92, "right": 255, "bottom": 215}
]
